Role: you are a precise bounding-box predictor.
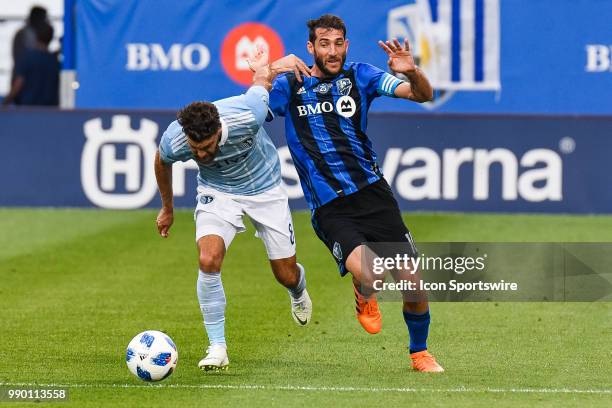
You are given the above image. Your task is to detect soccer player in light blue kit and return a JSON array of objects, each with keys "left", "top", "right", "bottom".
[{"left": 154, "top": 51, "right": 313, "bottom": 371}]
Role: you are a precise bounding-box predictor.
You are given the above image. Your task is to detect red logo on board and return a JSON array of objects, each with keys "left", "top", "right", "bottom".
[{"left": 221, "top": 23, "right": 285, "bottom": 86}]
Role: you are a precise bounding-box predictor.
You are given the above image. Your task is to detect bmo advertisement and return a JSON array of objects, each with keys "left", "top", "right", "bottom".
[{"left": 73, "top": 0, "right": 612, "bottom": 114}]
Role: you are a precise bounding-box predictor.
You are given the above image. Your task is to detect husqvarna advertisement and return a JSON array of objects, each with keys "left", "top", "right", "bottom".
[{"left": 0, "top": 110, "right": 610, "bottom": 213}]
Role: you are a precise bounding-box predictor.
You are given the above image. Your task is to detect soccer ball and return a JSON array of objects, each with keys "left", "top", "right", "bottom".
[{"left": 126, "top": 330, "right": 178, "bottom": 382}]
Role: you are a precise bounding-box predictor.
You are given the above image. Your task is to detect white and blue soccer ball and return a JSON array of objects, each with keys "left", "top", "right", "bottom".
[{"left": 126, "top": 330, "right": 178, "bottom": 382}]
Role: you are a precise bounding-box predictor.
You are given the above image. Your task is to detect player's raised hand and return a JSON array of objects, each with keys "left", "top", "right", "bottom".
[
  {"left": 246, "top": 44, "right": 270, "bottom": 72},
  {"left": 270, "top": 54, "right": 311, "bottom": 82},
  {"left": 156, "top": 207, "right": 174, "bottom": 238},
  {"left": 378, "top": 38, "right": 416, "bottom": 75}
]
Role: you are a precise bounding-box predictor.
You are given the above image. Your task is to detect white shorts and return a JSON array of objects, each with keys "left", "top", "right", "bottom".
[{"left": 194, "top": 184, "right": 296, "bottom": 260}]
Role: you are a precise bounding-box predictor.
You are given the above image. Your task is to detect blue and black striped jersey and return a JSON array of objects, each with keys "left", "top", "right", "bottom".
[{"left": 269, "top": 62, "right": 403, "bottom": 209}]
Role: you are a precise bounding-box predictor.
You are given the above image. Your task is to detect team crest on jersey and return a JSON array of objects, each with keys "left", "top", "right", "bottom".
[
  {"left": 332, "top": 242, "right": 343, "bottom": 261},
  {"left": 200, "top": 195, "right": 214, "bottom": 205},
  {"left": 336, "top": 78, "right": 352, "bottom": 96},
  {"left": 314, "top": 83, "right": 332, "bottom": 94}
]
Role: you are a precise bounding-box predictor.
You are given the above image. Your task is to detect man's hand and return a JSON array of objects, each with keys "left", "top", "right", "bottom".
[
  {"left": 248, "top": 46, "right": 311, "bottom": 82},
  {"left": 154, "top": 150, "right": 175, "bottom": 237},
  {"left": 378, "top": 38, "right": 416, "bottom": 75},
  {"left": 156, "top": 207, "right": 174, "bottom": 238},
  {"left": 269, "top": 54, "right": 311, "bottom": 82},
  {"left": 252, "top": 53, "right": 311, "bottom": 90},
  {"left": 246, "top": 44, "right": 269, "bottom": 72}
]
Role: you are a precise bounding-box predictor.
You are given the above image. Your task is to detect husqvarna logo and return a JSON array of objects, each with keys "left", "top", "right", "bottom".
[
  {"left": 278, "top": 145, "right": 564, "bottom": 202},
  {"left": 81, "top": 115, "right": 159, "bottom": 209}
]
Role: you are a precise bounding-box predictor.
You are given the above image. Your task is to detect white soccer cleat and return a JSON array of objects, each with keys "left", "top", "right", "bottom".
[
  {"left": 290, "top": 289, "right": 312, "bottom": 326},
  {"left": 198, "top": 344, "right": 229, "bottom": 371}
]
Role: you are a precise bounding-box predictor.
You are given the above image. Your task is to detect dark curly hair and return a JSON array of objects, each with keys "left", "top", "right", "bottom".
[
  {"left": 307, "top": 14, "right": 346, "bottom": 43},
  {"left": 177, "top": 101, "right": 221, "bottom": 142}
]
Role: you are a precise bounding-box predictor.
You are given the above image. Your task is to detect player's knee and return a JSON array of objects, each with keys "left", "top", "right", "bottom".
[{"left": 199, "top": 250, "right": 224, "bottom": 272}]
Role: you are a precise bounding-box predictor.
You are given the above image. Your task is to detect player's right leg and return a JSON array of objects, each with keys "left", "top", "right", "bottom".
[
  {"left": 194, "top": 210, "right": 239, "bottom": 372},
  {"left": 270, "top": 256, "right": 312, "bottom": 326},
  {"left": 345, "top": 246, "right": 382, "bottom": 335},
  {"left": 242, "top": 184, "right": 312, "bottom": 326},
  {"left": 311, "top": 206, "right": 381, "bottom": 334}
]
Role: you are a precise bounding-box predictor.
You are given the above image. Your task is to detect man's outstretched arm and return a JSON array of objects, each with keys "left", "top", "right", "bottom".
[
  {"left": 378, "top": 38, "right": 433, "bottom": 102},
  {"left": 395, "top": 67, "right": 433, "bottom": 102},
  {"left": 154, "top": 150, "right": 174, "bottom": 238}
]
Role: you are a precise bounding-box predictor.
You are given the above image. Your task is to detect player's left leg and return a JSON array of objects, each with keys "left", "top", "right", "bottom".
[
  {"left": 240, "top": 184, "right": 312, "bottom": 326},
  {"left": 397, "top": 282, "right": 442, "bottom": 372}
]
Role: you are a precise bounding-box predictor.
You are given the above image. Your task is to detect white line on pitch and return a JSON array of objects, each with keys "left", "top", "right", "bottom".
[{"left": 1, "top": 382, "right": 611, "bottom": 395}]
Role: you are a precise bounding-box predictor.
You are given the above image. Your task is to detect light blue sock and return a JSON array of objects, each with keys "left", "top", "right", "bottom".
[
  {"left": 288, "top": 263, "right": 306, "bottom": 299},
  {"left": 197, "top": 271, "right": 226, "bottom": 346}
]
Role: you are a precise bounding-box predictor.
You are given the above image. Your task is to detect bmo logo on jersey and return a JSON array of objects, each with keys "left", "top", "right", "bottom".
[{"left": 297, "top": 95, "right": 357, "bottom": 118}]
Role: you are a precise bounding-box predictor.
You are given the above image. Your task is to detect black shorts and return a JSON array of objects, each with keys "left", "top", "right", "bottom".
[{"left": 311, "top": 178, "right": 418, "bottom": 276}]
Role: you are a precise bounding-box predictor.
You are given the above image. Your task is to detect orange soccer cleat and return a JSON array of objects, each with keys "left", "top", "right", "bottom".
[
  {"left": 410, "top": 350, "right": 444, "bottom": 373},
  {"left": 353, "top": 285, "right": 382, "bottom": 334}
]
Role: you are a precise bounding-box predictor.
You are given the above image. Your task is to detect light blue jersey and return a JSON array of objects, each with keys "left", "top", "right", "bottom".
[{"left": 159, "top": 86, "right": 281, "bottom": 195}]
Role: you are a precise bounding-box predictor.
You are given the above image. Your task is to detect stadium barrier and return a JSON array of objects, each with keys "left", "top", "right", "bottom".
[{"left": 0, "top": 109, "right": 610, "bottom": 213}]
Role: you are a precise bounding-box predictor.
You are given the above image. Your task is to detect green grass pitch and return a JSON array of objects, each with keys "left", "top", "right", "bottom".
[{"left": 0, "top": 209, "right": 611, "bottom": 407}]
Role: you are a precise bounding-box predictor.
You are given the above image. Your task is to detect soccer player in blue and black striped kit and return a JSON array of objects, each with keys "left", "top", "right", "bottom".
[{"left": 269, "top": 14, "right": 444, "bottom": 372}]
